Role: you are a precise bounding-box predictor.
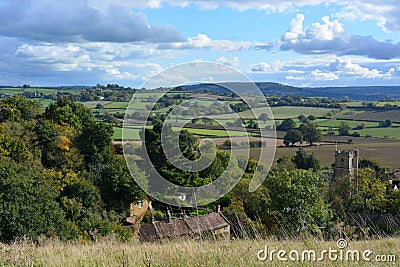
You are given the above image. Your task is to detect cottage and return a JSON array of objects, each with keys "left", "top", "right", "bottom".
[{"left": 138, "top": 210, "right": 230, "bottom": 242}]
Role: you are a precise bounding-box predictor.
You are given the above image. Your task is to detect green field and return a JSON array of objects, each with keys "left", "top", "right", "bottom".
[
  {"left": 113, "top": 127, "right": 141, "bottom": 140},
  {"left": 0, "top": 88, "right": 24, "bottom": 95},
  {"left": 354, "top": 127, "right": 400, "bottom": 139},
  {"left": 338, "top": 109, "right": 400, "bottom": 122},
  {"left": 317, "top": 119, "right": 380, "bottom": 128},
  {"left": 237, "top": 106, "right": 334, "bottom": 119},
  {"left": 81, "top": 101, "right": 112, "bottom": 108},
  {"left": 104, "top": 101, "right": 130, "bottom": 109},
  {"left": 375, "top": 101, "right": 400, "bottom": 107},
  {"left": 0, "top": 87, "right": 73, "bottom": 95},
  {"left": 124, "top": 101, "right": 151, "bottom": 109},
  {"left": 29, "top": 98, "right": 56, "bottom": 107}
]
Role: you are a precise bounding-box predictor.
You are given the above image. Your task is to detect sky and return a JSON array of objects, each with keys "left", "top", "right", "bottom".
[{"left": 2, "top": 0, "right": 400, "bottom": 87}]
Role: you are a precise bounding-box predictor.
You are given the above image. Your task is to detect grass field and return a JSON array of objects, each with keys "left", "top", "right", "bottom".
[
  {"left": 338, "top": 109, "right": 400, "bottom": 122},
  {"left": 81, "top": 101, "right": 112, "bottom": 108},
  {"left": 113, "top": 127, "right": 141, "bottom": 140},
  {"left": 317, "top": 119, "right": 380, "bottom": 128},
  {"left": 236, "top": 106, "right": 335, "bottom": 120},
  {"left": 375, "top": 101, "right": 400, "bottom": 107},
  {"left": 1, "top": 237, "right": 398, "bottom": 266},
  {"left": 0, "top": 87, "right": 75, "bottom": 95},
  {"left": 354, "top": 127, "right": 400, "bottom": 139},
  {"left": 125, "top": 101, "right": 152, "bottom": 110},
  {"left": 30, "top": 98, "right": 56, "bottom": 107},
  {"left": 0, "top": 88, "right": 25, "bottom": 95},
  {"left": 104, "top": 101, "right": 130, "bottom": 109}
]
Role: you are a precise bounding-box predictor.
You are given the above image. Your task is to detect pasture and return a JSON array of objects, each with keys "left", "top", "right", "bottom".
[
  {"left": 354, "top": 127, "right": 400, "bottom": 139},
  {"left": 104, "top": 101, "right": 130, "bottom": 109},
  {"left": 113, "top": 127, "right": 141, "bottom": 140},
  {"left": 337, "top": 109, "right": 400, "bottom": 122}
]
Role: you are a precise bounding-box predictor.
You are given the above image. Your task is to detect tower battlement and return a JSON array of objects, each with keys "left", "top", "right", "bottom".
[{"left": 333, "top": 149, "right": 359, "bottom": 179}]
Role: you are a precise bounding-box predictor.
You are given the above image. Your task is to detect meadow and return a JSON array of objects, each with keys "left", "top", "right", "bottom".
[
  {"left": 1, "top": 237, "right": 398, "bottom": 266},
  {"left": 337, "top": 109, "right": 400, "bottom": 122}
]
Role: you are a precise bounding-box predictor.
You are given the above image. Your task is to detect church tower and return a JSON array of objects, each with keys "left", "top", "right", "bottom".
[{"left": 333, "top": 149, "right": 359, "bottom": 179}]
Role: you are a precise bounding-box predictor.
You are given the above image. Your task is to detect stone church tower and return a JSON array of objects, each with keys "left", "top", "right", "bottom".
[{"left": 333, "top": 149, "right": 359, "bottom": 179}]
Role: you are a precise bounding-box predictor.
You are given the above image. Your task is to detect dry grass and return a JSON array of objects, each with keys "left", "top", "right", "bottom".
[{"left": 0, "top": 236, "right": 399, "bottom": 266}]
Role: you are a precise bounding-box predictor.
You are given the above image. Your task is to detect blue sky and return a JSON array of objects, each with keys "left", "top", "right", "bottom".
[{"left": 2, "top": 0, "right": 400, "bottom": 87}]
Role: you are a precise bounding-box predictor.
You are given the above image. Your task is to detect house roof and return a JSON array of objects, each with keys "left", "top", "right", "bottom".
[
  {"left": 185, "top": 212, "right": 229, "bottom": 233},
  {"left": 138, "top": 212, "right": 229, "bottom": 242},
  {"left": 154, "top": 218, "right": 192, "bottom": 238}
]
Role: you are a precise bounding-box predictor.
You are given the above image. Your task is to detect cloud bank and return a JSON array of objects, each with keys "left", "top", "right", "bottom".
[
  {"left": 280, "top": 14, "right": 400, "bottom": 59},
  {"left": 0, "top": 0, "right": 183, "bottom": 43}
]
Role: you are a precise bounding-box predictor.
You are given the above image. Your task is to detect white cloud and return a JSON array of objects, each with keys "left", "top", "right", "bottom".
[
  {"left": 216, "top": 56, "right": 240, "bottom": 67},
  {"left": 250, "top": 61, "right": 283, "bottom": 73},
  {"left": 281, "top": 14, "right": 400, "bottom": 59},
  {"left": 251, "top": 62, "right": 271, "bottom": 72},
  {"left": 12, "top": 41, "right": 172, "bottom": 84},
  {"left": 286, "top": 69, "right": 339, "bottom": 81},
  {"left": 388, "top": 65, "right": 400, "bottom": 77},
  {"left": 326, "top": 58, "right": 387, "bottom": 78},
  {"left": 334, "top": 1, "right": 400, "bottom": 32},
  {"left": 158, "top": 33, "right": 272, "bottom": 52},
  {"left": 310, "top": 69, "right": 339, "bottom": 80}
]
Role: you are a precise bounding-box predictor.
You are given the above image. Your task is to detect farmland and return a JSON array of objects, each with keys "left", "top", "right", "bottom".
[{"left": 1, "top": 86, "right": 400, "bottom": 169}]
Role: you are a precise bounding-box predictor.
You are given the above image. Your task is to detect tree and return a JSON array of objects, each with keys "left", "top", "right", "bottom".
[
  {"left": 379, "top": 119, "right": 392, "bottom": 127},
  {"left": 307, "top": 115, "right": 316, "bottom": 121},
  {"left": 330, "top": 168, "right": 387, "bottom": 215},
  {"left": 283, "top": 129, "right": 303, "bottom": 146},
  {"left": 352, "top": 168, "right": 387, "bottom": 213},
  {"left": 199, "top": 150, "right": 231, "bottom": 181},
  {"left": 264, "top": 169, "right": 330, "bottom": 234},
  {"left": 298, "top": 114, "right": 309, "bottom": 123},
  {"left": 385, "top": 190, "right": 400, "bottom": 214},
  {"left": 258, "top": 113, "right": 269, "bottom": 123},
  {"left": 1, "top": 95, "right": 42, "bottom": 121},
  {"left": 246, "top": 118, "right": 259, "bottom": 129},
  {"left": 231, "top": 178, "right": 270, "bottom": 224},
  {"left": 359, "top": 158, "right": 386, "bottom": 177},
  {"left": 338, "top": 121, "right": 350, "bottom": 136},
  {"left": 44, "top": 97, "right": 94, "bottom": 130},
  {"left": 90, "top": 157, "right": 146, "bottom": 212},
  {"left": 276, "top": 155, "right": 296, "bottom": 172},
  {"left": 292, "top": 148, "right": 320, "bottom": 170},
  {"left": 276, "top": 118, "right": 296, "bottom": 131},
  {"left": 77, "top": 121, "right": 114, "bottom": 168},
  {"left": 0, "top": 158, "right": 67, "bottom": 242},
  {"left": 299, "top": 123, "right": 322, "bottom": 146}
]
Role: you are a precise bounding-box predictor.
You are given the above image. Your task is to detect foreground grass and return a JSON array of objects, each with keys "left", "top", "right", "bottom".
[{"left": 0, "top": 237, "right": 399, "bottom": 266}]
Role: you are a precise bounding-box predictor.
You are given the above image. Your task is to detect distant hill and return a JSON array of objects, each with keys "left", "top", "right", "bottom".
[{"left": 176, "top": 82, "right": 400, "bottom": 101}]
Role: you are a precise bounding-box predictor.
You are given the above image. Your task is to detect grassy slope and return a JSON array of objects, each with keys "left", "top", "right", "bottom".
[{"left": 1, "top": 237, "right": 398, "bottom": 266}]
